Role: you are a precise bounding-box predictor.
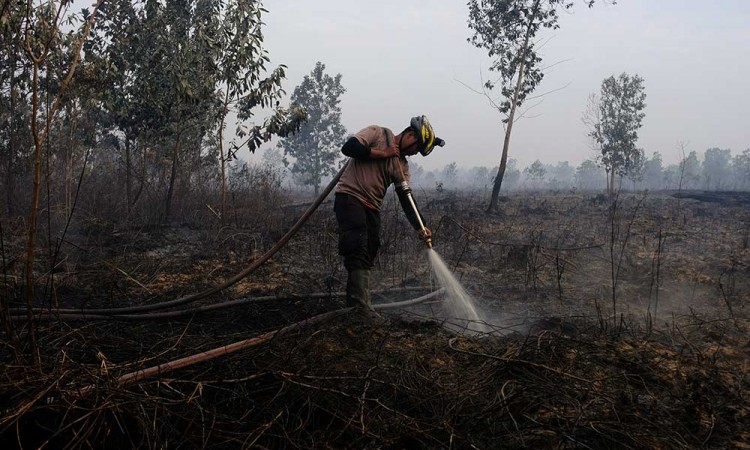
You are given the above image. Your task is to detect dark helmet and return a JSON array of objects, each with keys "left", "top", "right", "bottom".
[{"left": 409, "top": 115, "right": 445, "bottom": 156}]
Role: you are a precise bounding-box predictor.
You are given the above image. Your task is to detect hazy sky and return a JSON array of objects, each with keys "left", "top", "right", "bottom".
[{"left": 260, "top": 0, "right": 749, "bottom": 171}]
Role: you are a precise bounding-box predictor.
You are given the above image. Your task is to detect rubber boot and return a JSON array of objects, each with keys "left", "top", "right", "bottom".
[{"left": 346, "top": 269, "right": 372, "bottom": 310}]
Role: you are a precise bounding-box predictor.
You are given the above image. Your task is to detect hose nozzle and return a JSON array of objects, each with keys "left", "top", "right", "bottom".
[
  {"left": 400, "top": 181, "right": 431, "bottom": 249},
  {"left": 419, "top": 226, "right": 432, "bottom": 249}
]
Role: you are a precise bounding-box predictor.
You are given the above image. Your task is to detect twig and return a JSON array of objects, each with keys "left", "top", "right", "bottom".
[{"left": 447, "top": 337, "right": 593, "bottom": 384}]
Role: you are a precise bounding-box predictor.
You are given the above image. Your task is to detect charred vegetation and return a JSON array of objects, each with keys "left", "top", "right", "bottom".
[{"left": 1, "top": 188, "right": 749, "bottom": 449}]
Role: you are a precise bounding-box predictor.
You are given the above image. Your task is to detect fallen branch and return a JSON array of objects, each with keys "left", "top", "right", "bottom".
[
  {"left": 72, "top": 289, "right": 446, "bottom": 392},
  {"left": 76, "top": 308, "right": 350, "bottom": 394}
]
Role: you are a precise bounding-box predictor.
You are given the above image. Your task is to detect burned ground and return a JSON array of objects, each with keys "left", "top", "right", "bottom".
[{"left": 1, "top": 190, "right": 749, "bottom": 449}]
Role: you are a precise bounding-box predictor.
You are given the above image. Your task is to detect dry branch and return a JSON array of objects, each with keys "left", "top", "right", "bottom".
[{"left": 77, "top": 309, "right": 349, "bottom": 394}]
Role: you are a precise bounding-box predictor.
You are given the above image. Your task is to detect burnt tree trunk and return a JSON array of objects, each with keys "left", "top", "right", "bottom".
[
  {"left": 165, "top": 131, "right": 182, "bottom": 222},
  {"left": 486, "top": 0, "right": 539, "bottom": 212}
]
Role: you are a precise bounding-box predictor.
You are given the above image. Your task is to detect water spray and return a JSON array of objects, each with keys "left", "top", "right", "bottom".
[
  {"left": 396, "top": 182, "right": 486, "bottom": 333},
  {"left": 400, "top": 181, "right": 487, "bottom": 331}
]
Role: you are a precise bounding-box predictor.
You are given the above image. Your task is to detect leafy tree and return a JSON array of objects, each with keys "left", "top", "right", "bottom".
[
  {"left": 641, "top": 151, "right": 664, "bottom": 190},
  {"left": 702, "top": 147, "right": 731, "bottom": 190},
  {"left": 85, "top": 0, "right": 151, "bottom": 214},
  {"left": 467, "top": 0, "right": 601, "bottom": 211},
  {"left": 90, "top": 0, "right": 304, "bottom": 221},
  {"left": 663, "top": 164, "right": 678, "bottom": 190},
  {"left": 575, "top": 159, "right": 606, "bottom": 191},
  {"left": 408, "top": 161, "right": 425, "bottom": 186},
  {"left": 624, "top": 148, "right": 645, "bottom": 190},
  {"left": 261, "top": 147, "right": 286, "bottom": 174},
  {"left": 503, "top": 159, "right": 521, "bottom": 190},
  {"left": 588, "top": 73, "right": 647, "bottom": 195},
  {"left": 215, "top": 0, "right": 301, "bottom": 219},
  {"left": 279, "top": 62, "right": 346, "bottom": 196},
  {"left": 732, "top": 149, "right": 750, "bottom": 190},
  {"left": 442, "top": 162, "right": 459, "bottom": 187},
  {"left": 468, "top": 166, "right": 493, "bottom": 190},
  {"left": 547, "top": 161, "right": 574, "bottom": 189},
  {"left": 680, "top": 150, "right": 702, "bottom": 190},
  {"left": 87, "top": 0, "right": 221, "bottom": 221},
  {"left": 421, "top": 169, "right": 436, "bottom": 187},
  {"left": 524, "top": 159, "right": 546, "bottom": 188},
  {"left": 148, "top": 0, "right": 223, "bottom": 221}
]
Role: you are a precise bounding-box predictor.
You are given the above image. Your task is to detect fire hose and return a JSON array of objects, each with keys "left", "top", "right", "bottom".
[
  {"left": 76, "top": 288, "right": 445, "bottom": 394},
  {"left": 14, "top": 159, "right": 440, "bottom": 321}
]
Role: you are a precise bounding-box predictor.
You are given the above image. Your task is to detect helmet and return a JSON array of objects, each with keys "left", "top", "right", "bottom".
[{"left": 409, "top": 115, "right": 445, "bottom": 156}]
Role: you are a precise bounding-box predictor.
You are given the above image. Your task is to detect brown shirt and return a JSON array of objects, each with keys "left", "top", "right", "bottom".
[{"left": 335, "top": 126, "right": 410, "bottom": 211}]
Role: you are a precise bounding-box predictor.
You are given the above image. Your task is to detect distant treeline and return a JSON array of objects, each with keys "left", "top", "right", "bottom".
[
  {"left": 262, "top": 146, "right": 749, "bottom": 194},
  {"left": 406, "top": 148, "right": 750, "bottom": 192}
]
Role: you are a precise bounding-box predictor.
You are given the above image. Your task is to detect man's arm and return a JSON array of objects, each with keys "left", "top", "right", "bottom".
[
  {"left": 341, "top": 137, "right": 370, "bottom": 159},
  {"left": 395, "top": 182, "right": 433, "bottom": 244},
  {"left": 342, "top": 137, "right": 399, "bottom": 160},
  {"left": 395, "top": 182, "right": 426, "bottom": 231}
]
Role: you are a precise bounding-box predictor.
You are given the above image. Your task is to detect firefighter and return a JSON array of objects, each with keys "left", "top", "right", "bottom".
[{"left": 334, "top": 115, "right": 445, "bottom": 312}]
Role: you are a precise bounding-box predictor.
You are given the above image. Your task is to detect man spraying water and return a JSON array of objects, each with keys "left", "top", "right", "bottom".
[{"left": 334, "top": 115, "right": 445, "bottom": 313}]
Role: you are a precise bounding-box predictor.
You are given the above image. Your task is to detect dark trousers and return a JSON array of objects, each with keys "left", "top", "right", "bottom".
[{"left": 334, "top": 193, "right": 381, "bottom": 271}]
